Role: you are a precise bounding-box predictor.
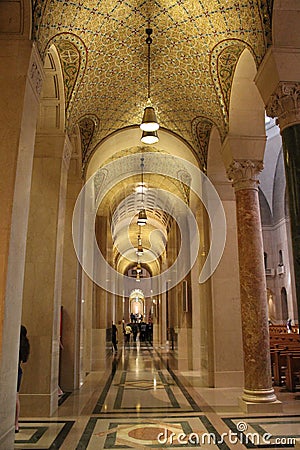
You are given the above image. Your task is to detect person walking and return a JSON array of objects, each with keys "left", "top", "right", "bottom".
[
  {"left": 125, "top": 323, "right": 132, "bottom": 344},
  {"left": 112, "top": 322, "right": 118, "bottom": 352},
  {"left": 15, "top": 325, "right": 30, "bottom": 433}
]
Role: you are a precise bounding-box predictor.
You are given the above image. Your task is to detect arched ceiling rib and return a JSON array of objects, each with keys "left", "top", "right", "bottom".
[{"left": 33, "top": 0, "right": 273, "bottom": 162}]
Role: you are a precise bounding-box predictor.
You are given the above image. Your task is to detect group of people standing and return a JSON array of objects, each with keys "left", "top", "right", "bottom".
[{"left": 111, "top": 319, "right": 153, "bottom": 351}]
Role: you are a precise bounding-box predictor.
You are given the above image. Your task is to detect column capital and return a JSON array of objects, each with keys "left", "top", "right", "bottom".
[
  {"left": 266, "top": 82, "right": 300, "bottom": 131},
  {"left": 227, "top": 159, "right": 263, "bottom": 191}
]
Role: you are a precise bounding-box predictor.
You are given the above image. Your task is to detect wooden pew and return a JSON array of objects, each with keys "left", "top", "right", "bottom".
[
  {"left": 269, "top": 332, "right": 300, "bottom": 390},
  {"left": 284, "top": 352, "right": 300, "bottom": 392}
]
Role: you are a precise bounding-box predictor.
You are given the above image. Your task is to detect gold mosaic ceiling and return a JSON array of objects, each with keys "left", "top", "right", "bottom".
[{"left": 33, "top": 0, "right": 273, "bottom": 167}]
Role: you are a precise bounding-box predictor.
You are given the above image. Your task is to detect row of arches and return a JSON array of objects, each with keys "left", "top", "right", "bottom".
[{"left": 1, "top": 1, "right": 300, "bottom": 448}]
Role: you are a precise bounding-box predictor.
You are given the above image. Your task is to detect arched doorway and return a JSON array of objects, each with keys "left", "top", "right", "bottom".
[{"left": 129, "top": 289, "right": 145, "bottom": 321}]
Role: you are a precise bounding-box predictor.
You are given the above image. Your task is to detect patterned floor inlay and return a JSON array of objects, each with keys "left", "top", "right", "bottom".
[
  {"left": 14, "top": 420, "right": 74, "bottom": 449},
  {"left": 93, "top": 346, "right": 201, "bottom": 415},
  {"left": 77, "top": 415, "right": 230, "bottom": 449},
  {"left": 223, "top": 415, "right": 300, "bottom": 448}
]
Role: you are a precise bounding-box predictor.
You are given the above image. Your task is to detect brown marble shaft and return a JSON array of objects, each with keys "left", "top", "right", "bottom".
[
  {"left": 228, "top": 160, "right": 276, "bottom": 403},
  {"left": 235, "top": 187, "right": 276, "bottom": 401}
]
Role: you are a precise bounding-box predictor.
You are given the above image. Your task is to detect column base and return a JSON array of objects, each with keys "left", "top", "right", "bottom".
[
  {"left": 242, "top": 388, "right": 277, "bottom": 403},
  {"left": 239, "top": 398, "right": 282, "bottom": 413},
  {"left": 239, "top": 388, "right": 282, "bottom": 413}
]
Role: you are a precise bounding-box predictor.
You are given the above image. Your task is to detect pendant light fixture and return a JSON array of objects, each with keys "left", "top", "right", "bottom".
[
  {"left": 136, "top": 262, "right": 142, "bottom": 274},
  {"left": 136, "top": 232, "right": 143, "bottom": 256},
  {"left": 140, "top": 27, "right": 159, "bottom": 141},
  {"left": 141, "top": 130, "right": 159, "bottom": 144},
  {"left": 137, "top": 208, "right": 147, "bottom": 226},
  {"left": 137, "top": 155, "right": 147, "bottom": 226}
]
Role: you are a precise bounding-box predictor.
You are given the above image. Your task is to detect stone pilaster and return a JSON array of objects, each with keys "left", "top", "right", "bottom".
[
  {"left": 60, "top": 149, "right": 83, "bottom": 391},
  {"left": 92, "top": 216, "right": 108, "bottom": 370},
  {"left": 227, "top": 160, "right": 278, "bottom": 406},
  {"left": 0, "top": 41, "right": 44, "bottom": 448},
  {"left": 266, "top": 82, "right": 300, "bottom": 326},
  {"left": 21, "top": 132, "right": 70, "bottom": 417}
]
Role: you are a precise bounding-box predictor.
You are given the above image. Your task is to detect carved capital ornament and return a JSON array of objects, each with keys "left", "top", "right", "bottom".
[
  {"left": 227, "top": 160, "right": 263, "bottom": 191},
  {"left": 266, "top": 82, "right": 300, "bottom": 131}
]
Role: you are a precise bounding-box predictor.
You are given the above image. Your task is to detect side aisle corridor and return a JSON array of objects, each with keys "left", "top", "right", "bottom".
[{"left": 15, "top": 342, "right": 300, "bottom": 450}]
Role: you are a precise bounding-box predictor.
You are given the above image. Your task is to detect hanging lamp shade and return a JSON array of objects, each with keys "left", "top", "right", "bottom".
[
  {"left": 136, "top": 235, "right": 143, "bottom": 256},
  {"left": 136, "top": 262, "right": 142, "bottom": 274},
  {"left": 136, "top": 244, "right": 143, "bottom": 256},
  {"left": 141, "top": 130, "right": 159, "bottom": 144},
  {"left": 140, "top": 105, "right": 159, "bottom": 132},
  {"left": 137, "top": 208, "right": 147, "bottom": 226}
]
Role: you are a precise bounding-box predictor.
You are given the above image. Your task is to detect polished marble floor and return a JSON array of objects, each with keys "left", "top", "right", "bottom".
[{"left": 15, "top": 342, "right": 300, "bottom": 449}]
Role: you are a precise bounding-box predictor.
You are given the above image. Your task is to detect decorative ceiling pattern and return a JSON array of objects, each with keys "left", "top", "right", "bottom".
[
  {"left": 210, "top": 38, "right": 252, "bottom": 129},
  {"left": 33, "top": 0, "right": 272, "bottom": 165},
  {"left": 46, "top": 32, "right": 87, "bottom": 121},
  {"left": 78, "top": 115, "right": 99, "bottom": 164},
  {"left": 192, "top": 116, "right": 214, "bottom": 171}
]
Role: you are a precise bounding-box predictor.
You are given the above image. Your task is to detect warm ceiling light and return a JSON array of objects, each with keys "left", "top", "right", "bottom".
[
  {"left": 141, "top": 130, "right": 159, "bottom": 144},
  {"left": 136, "top": 262, "right": 142, "bottom": 274},
  {"left": 140, "top": 28, "right": 159, "bottom": 139},
  {"left": 137, "top": 208, "right": 147, "bottom": 226},
  {"left": 140, "top": 103, "right": 159, "bottom": 132},
  {"left": 136, "top": 235, "right": 143, "bottom": 256},
  {"left": 137, "top": 155, "right": 147, "bottom": 226}
]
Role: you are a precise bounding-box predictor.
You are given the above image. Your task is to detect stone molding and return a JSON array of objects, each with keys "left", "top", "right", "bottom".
[
  {"left": 266, "top": 82, "right": 300, "bottom": 130},
  {"left": 28, "top": 43, "right": 44, "bottom": 100},
  {"left": 227, "top": 159, "right": 263, "bottom": 191},
  {"left": 63, "top": 135, "right": 73, "bottom": 170}
]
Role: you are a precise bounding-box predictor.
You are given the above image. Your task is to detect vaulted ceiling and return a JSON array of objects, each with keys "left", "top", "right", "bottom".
[{"left": 33, "top": 0, "right": 273, "bottom": 168}]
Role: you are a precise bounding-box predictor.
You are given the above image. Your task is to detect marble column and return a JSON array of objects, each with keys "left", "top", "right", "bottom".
[
  {"left": 227, "top": 160, "right": 278, "bottom": 407},
  {"left": 266, "top": 82, "right": 300, "bottom": 326}
]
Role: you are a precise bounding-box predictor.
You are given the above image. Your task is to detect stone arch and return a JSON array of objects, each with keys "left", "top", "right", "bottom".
[
  {"left": 37, "top": 44, "right": 66, "bottom": 133},
  {"left": 43, "top": 33, "right": 87, "bottom": 127},
  {"left": 210, "top": 39, "right": 259, "bottom": 134},
  {"left": 86, "top": 127, "right": 199, "bottom": 179},
  {"left": 229, "top": 48, "right": 265, "bottom": 138},
  {"left": 259, "top": 188, "right": 273, "bottom": 226},
  {"left": 272, "top": 148, "right": 286, "bottom": 223}
]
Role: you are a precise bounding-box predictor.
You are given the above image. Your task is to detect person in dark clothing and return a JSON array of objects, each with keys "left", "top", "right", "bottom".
[
  {"left": 147, "top": 322, "right": 153, "bottom": 344},
  {"left": 140, "top": 322, "right": 146, "bottom": 341},
  {"left": 125, "top": 324, "right": 132, "bottom": 343},
  {"left": 15, "top": 325, "right": 30, "bottom": 433},
  {"left": 112, "top": 322, "right": 118, "bottom": 352},
  {"left": 131, "top": 323, "right": 138, "bottom": 342}
]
